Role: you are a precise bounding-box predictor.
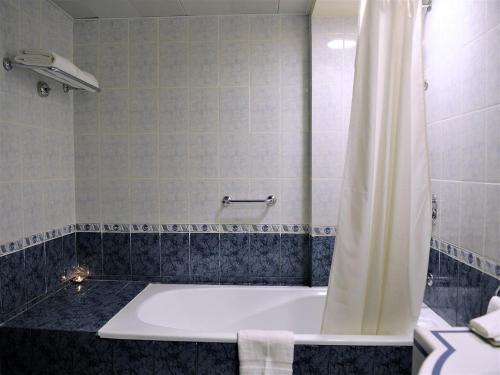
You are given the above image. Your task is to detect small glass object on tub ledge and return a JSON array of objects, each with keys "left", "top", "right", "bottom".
[{"left": 62, "top": 266, "right": 90, "bottom": 284}]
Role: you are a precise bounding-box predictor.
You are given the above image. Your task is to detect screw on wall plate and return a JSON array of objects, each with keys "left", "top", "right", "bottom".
[
  {"left": 424, "top": 80, "right": 429, "bottom": 91},
  {"left": 37, "top": 81, "right": 51, "bottom": 98}
]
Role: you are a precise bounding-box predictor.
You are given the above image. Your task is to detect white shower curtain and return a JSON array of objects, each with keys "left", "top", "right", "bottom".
[{"left": 321, "top": 0, "right": 431, "bottom": 336}]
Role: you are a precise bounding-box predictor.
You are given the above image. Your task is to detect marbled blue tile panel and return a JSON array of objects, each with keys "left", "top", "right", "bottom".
[
  {"left": 45, "top": 237, "right": 64, "bottom": 293},
  {"left": 131, "top": 233, "right": 160, "bottom": 277},
  {"left": 155, "top": 341, "right": 197, "bottom": 375},
  {"left": 372, "top": 346, "right": 412, "bottom": 375},
  {"left": 293, "top": 345, "right": 330, "bottom": 375},
  {"left": 457, "top": 262, "right": 483, "bottom": 326},
  {"left": 480, "top": 272, "right": 500, "bottom": 315},
  {"left": 62, "top": 233, "right": 77, "bottom": 273},
  {"left": 281, "top": 234, "right": 309, "bottom": 281},
  {"left": 76, "top": 232, "right": 103, "bottom": 277},
  {"left": 0, "top": 328, "right": 32, "bottom": 374},
  {"left": 329, "top": 346, "right": 374, "bottom": 375},
  {"left": 31, "top": 329, "right": 74, "bottom": 375},
  {"left": 24, "top": 243, "right": 46, "bottom": 302},
  {"left": 197, "top": 342, "right": 238, "bottom": 375},
  {"left": 424, "top": 248, "right": 439, "bottom": 308},
  {"left": 72, "top": 332, "right": 113, "bottom": 375},
  {"left": 0, "top": 250, "right": 25, "bottom": 319},
  {"left": 161, "top": 233, "right": 190, "bottom": 277},
  {"left": 311, "top": 236, "right": 335, "bottom": 286},
  {"left": 434, "top": 253, "right": 459, "bottom": 326},
  {"left": 113, "top": 340, "right": 156, "bottom": 374},
  {"left": 247, "top": 276, "right": 281, "bottom": 286},
  {"left": 162, "top": 275, "right": 191, "bottom": 284},
  {"left": 220, "top": 233, "right": 249, "bottom": 278},
  {"left": 249, "top": 233, "right": 280, "bottom": 277},
  {"left": 190, "top": 233, "right": 220, "bottom": 283},
  {"left": 102, "top": 233, "right": 131, "bottom": 277}
]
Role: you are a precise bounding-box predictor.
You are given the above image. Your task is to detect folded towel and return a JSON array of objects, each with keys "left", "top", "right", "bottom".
[
  {"left": 14, "top": 49, "right": 99, "bottom": 89},
  {"left": 469, "top": 309, "right": 500, "bottom": 341},
  {"left": 238, "top": 330, "right": 294, "bottom": 375},
  {"left": 487, "top": 296, "right": 500, "bottom": 314}
]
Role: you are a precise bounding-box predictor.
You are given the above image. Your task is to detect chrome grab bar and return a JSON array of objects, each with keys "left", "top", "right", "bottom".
[{"left": 222, "top": 195, "right": 276, "bottom": 206}]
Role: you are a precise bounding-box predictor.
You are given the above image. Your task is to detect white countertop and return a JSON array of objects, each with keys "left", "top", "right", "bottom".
[{"left": 415, "top": 327, "right": 500, "bottom": 374}]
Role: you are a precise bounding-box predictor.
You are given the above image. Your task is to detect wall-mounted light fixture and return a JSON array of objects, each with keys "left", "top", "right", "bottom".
[{"left": 327, "top": 39, "right": 356, "bottom": 49}]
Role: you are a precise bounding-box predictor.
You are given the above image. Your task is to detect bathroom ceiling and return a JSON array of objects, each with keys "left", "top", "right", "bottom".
[
  {"left": 53, "top": 0, "right": 314, "bottom": 18},
  {"left": 312, "top": 0, "right": 359, "bottom": 16}
]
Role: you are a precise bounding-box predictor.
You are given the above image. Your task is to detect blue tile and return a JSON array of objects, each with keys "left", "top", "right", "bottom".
[
  {"left": 280, "top": 277, "right": 306, "bottom": 286},
  {"left": 72, "top": 332, "right": 113, "bottom": 375},
  {"left": 113, "top": 340, "right": 156, "bottom": 374},
  {"left": 24, "top": 243, "right": 46, "bottom": 302},
  {"left": 155, "top": 341, "right": 196, "bottom": 375},
  {"left": 162, "top": 275, "right": 191, "bottom": 284},
  {"left": 249, "top": 233, "right": 280, "bottom": 277},
  {"left": 76, "top": 232, "right": 102, "bottom": 277},
  {"left": 0, "top": 327, "right": 32, "bottom": 374},
  {"left": 131, "top": 233, "right": 160, "bottom": 277},
  {"left": 197, "top": 343, "right": 238, "bottom": 375},
  {"left": 161, "top": 233, "right": 189, "bottom": 277},
  {"left": 329, "top": 346, "right": 374, "bottom": 375},
  {"left": 62, "top": 233, "right": 77, "bottom": 273},
  {"left": 373, "top": 346, "right": 412, "bottom": 375},
  {"left": 247, "top": 276, "right": 281, "bottom": 286},
  {"left": 480, "top": 272, "right": 500, "bottom": 315},
  {"left": 293, "top": 345, "right": 329, "bottom": 375},
  {"left": 102, "top": 233, "right": 131, "bottom": 276},
  {"left": 45, "top": 237, "right": 64, "bottom": 293},
  {"left": 220, "top": 233, "right": 249, "bottom": 278},
  {"left": 0, "top": 250, "right": 26, "bottom": 318},
  {"left": 31, "top": 329, "right": 73, "bottom": 374},
  {"left": 424, "top": 248, "right": 439, "bottom": 308},
  {"left": 457, "top": 262, "right": 483, "bottom": 325},
  {"left": 190, "top": 233, "right": 220, "bottom": 282},
  {"left": 280, "top": 234, "right": 309, "bottom": 280},
  {"left": 435, "top": 252, "right": 458, "bottom": 326},
  {"left": 311, "top": 236, "right": 334, "bottom": 286}
]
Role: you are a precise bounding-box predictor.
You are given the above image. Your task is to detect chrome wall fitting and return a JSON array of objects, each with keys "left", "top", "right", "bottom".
[
  {"left": 37, "top": 81, "right": 51, "bottom": 97},
  {"left": 424, "top": 80, "right": 429, "bottom": 91},
  {"left": 2, "top": 57, "right": 12, "bottom": 71},
  {"left": 222, "top": 195, "right": 277, "bottom": 206},
  {"left": 432, "top": 194, "right": 438, "bottom": 225}
]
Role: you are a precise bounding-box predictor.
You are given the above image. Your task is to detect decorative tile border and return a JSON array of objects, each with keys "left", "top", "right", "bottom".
[
  {"left": 160, "top": 224, "right": 189, "bottom": 233},
  {"left": 131, "top": 224, "right": 159, "bottom": 233},
  {"left": 190, "top": 224, "right": 219, "bottom": 233},
  {"left": 221, "top": 224, "right": 249, "bottom": 233},
  {"left": 281, "top": 224, "right": 309, "bottom": 234},
  {"left": 249, "top": 224, "right": 281, "bottom": 233},
  {"left": 102, "top": 224, "right": 130, "bottom": 233},
  {"left": 76, "top": 223, "right": 101, "bottom": 232},
  {"left": 311, "top": 226, "right": 336, "bottom": 236},
  {"left": 431, "top": 238, "right": 500, "bottom": 279}
]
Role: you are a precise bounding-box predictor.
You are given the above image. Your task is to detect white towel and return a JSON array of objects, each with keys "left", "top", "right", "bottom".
[
  {"left": 469, "top": 309, "right": 500, "bottom": 342},
  {"left": 487, "top": 296, "right": 500, "bottom": 314},
  {"left": 238, "top": 330, "right": 294, "bottom": 375},
  {"left": 14, "top": 49, "right": 99, "bottom": 89}
]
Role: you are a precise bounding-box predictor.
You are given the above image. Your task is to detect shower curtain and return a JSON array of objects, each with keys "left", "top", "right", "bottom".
[{"left": 321, "top": 0, "right": 431, "bottom": 335}]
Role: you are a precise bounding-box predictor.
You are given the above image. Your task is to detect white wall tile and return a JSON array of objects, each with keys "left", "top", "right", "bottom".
[
  {"left": 219, "top": 179, "right": 251, "bottom": 223},
  {"left": 189, "top": 16, "right": 218, "bottom": 42},
  {"left": 99, "top": 43, "right": 129, "bottom": 88},
  {"left": 220, "top": 40, "right": 249, "bottom": 86},
  {"left": 159, "top": 88, "right": 189, "bottom": 133},
  {"left": 250, "top": 40, "right": 280, "bottom": 86},
  {"left": 131, "top": 178, "right": 159, "bottom": 223},
  {"left": 281, "top": 178, "right": 309, "bottom": 224},
  {"left": 159, "top": 42, "right": 189, "bottom": 87},
  {"left": 130, "top": 18, "right": 157, "bottom": 43},
  {"left": 130, "top": 42, "right": 158, "bottom": 88},
  {"left": 0, "top": 122, "right": 22, "bottom": 181},
  {"left": 160, "top": 179, "right": 188, "bottom": 223},
  {"left": 22, "top": 181, "right": 45, "bottom": 236},
  {"left": 459, "top": 182, "right": 485, "bottom": 253},
  {"left": 250, "top": 86, "right": 280, "bottom": 133},
  {"left": 188, "top": 178, "right": 220, "bottom": 223},
  {"left": 101, "top": 134, "right": 129, "bottom": 178},
  {"left": 249, "top": 134, "right": 280, "bottom": 178},
  {"left": 100, "top": 19, "right": 129, "bottom": 43},
  {"left": 101, "top": 178, "right": 130, "bottom": 223},
  {"left": 440, "top": 181, "right": 461, "bottom": 246},
  {"left": 75, "top": 179, "right": 100, "bottom": 223},
  {"left": 189, "top": 88, "right": 219, "bottom": 132},
  {"left": 250, "top": 15, "right": 279, "bottom": 40},
  {"left": 485, "top": 106, "right": 500, "bottom": 183},
  {"left": 220, "top": 87, "right": 249, "bottom": 133},
  {"left": 75, "top": 134, "right": 99, "bottom": 179},
  {"left": 281, "top": 132, "right": 308, "bottom": 179},
  {"left": 129, "top": 89, "right": 158, "bottom": 132},
  {"left": 130, "top": 133, "right": 157, "bottom": 178},
  {"left": 220, "top": 15, "right": 249, "bottom": 41},
  {"left": 100, "top": 89, "right": 129, "bottom": 133},
  {"left": 159, "top": 133, "right": 188, "bottom": 178},
  {"left": 281, "top": 86, "right": 309, "bottom": 132},
  {"left": 189, "top": 133, "right": 218, "bottom": 178},
  {"left": 189, "top": 42, "right": 219, "bottom": 87},
  {"left": 74, "top": 19, "right": 98, "bottom": 44},
  {"left": 159, "top": 17, "right": 188, "bottom": 42},
  {"left": 219, "top": 133, "right": 249, "bottom": 178},
  {"left": 248, "top": 179, "right": 281, "bottom": 223},
  {"left": 0, "top": 182, "right": 23, "bottom": 243},
  {"left": 484, "top": 184, "right": 500, "bottom": 261}
]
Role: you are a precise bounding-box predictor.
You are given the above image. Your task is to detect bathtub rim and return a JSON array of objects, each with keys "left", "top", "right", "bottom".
[{"left": 97, "top": 283, "right": 444, "bottom": 346}]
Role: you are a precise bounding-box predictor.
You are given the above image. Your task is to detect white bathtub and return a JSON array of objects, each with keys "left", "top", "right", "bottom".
[{"left": 98, "top": 284, "right": 450, "bottom": 345}]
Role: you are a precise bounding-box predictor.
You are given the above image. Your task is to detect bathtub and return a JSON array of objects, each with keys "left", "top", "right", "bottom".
[{"left": 98, "top": 284, "right": 450, "bottom": 345}]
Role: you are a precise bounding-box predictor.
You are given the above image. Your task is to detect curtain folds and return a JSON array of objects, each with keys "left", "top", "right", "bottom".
[{"left": 321, "top": 0, "right": 432, "bottom": 336}]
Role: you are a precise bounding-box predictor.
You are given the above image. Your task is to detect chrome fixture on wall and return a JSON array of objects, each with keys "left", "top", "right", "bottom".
[
  {"left": 222, "top": 195, "right": 277, "bottom": 206},
  {"left": 432, "top": 194, "right": 438, "bottom": 225}
]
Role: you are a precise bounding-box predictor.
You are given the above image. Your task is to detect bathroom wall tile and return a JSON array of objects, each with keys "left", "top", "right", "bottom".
[
  {"left": 219, "top": 179, "right": 251, "bottom": 224},
  {"left": 220, "top": 87, "right": 249, "bottom": 133},
  {"left": 249, "top": 134, "right": 280, "bottom": 178},
  {"left": 0, "top": 182, "right": 23, "bottom": 245},
  {"left": 458, "top": 183, "right": 484, "bottom": 254},
  {"left": 293, "top": 345, "right": 330, "bottom": 375},
  {"left": 460, "top": 36, "right": 486, "bottom": 113},
  {"left": 72, "top": 332, "right": 113, "bottom": 374},
  {"left": 250, "top": 86, "right": 280, "bottom": 132},
  {"left": 73, "top": 44, "right": 99, "bottom": 78},
  {"left": 282, "top": 86, "right": 309, "bottom": 133},
  {"left": 76, "top": 232, "right": 102, "bottom": 277},
  {"left": 456, "top": 262, "right": 483, "bottom": 325},
  {"left": 159, "top": 88, "right": 189, "bottom": 133},
  {"left": 159, "top": 17, "right": 188, "bottom": 41},
  {"left": 62, "top": 233, "right": 77, "bottom": 274},
  {"left": 130, "top": 133, "right": 157, "bottom": 178},
  {"left": 189, "top": 16, "right": 218, "bottom": 41},
  {"left": 100, "top": 19, "right": 128, "bottom": 43},
  {"left": 485, "top": 27, "right": 499, "bottom": 106},
  {"left": 220, "top": 40, "right": 249, "bottom": 86},
  {"left": 311, "top": 236, "right": 334, "bottom": 286},
  {"left": 196, "top": 343, "right": 238, "bottom": 375},
  {"left": 220, "top": 133, "right": 249, "bottom": 179},
  {"left": 485, "top": 106, "right": 500, "bottom": 183},
  {"left": 21, "top": 127, "right": 44, "bottom": 179},
  {"left": 189, "top": 133, "right": 219, "bottom": 178},
  {"left": 131, "top": 233, "right": 160, "bottom": 277},
  {"left": 31, "top": 330, "right": 73, "bottom": 374},
  {"left": 460, "top": 111, "right": 485, "bottom": 182},
  {"left": 113, "top": 340, "right": 156, "bottom": 374},
  {"left": 159, "top": 42, "right": 189, "bottom": 87},
  {"left": 189, "top": 179, "right": 220, "bottom": 224},
  {"left": 130, "top": 43, "right": 158, "bottom": 88},
  {"left": 129, "top": 89, "right": 158, "bottom": 132},
  {"left": 247, "top": 179, "right": 282, "bottom": 224},
  {"left": 435, "top": 253, "right": 458, "bottom": 326},
  {"left": 74, "top": 20, "right": 98, "bottom": 44},
  {"left": 281, "top": 132, "right": 308, "bottom": 179},
  {"left": 129, "top": 18, "right": 157, "bottom": 43},
  {"left": 160, "top": 232, "right": 189, "bottom": 276},
  {"left": 75, "top": 179, "right": 100, "bottom": 224},
  {"left": 43, "top": 130, "right": 62, "bottom": 178},
  {"left": 101, "top": 134, "right": 129, "bottom": 178},
  {"left": 280, "top": 38, "right": 309, "bottom": 88},
  {"left": 74, "top": 92, "right": 98, "bottom": 134},
  {"left": 155, "top": 341, "right": 197, "bottom": 375},
  {"left": 159, "top": 133, "right": 188, "bottom": 178},
  {"left": 0, "top": 123, "right": 21, "bottom": 181},
  {"left": 189, "top": 88, "right": 219, "bottom": 132},
  {"left": 0, "top": 250, "right": 26, "bottom": 316},
  {"left": 281, "top": 179, "right": 309, "bottom": 224},
  {"left": 102, "top": 233, "right": 131, "bottom": 277},
  {"left": 424, "top": 248, "right": 440, "bottom": 308},
  {"left": 99, "top": 43, "right": 129, "bottom": 89},
  {"left": 329, "top": 346, "right": 374, "bottom": 375},
  {"left": 45, "top": 237, "right": 64, "bottom": 293},
  {"left": 280, "top": 234, "right": 309, "bottom": 279},
  {"left": 311, "top": 178, "right": 341, "bottom": 227},
  {"left": 160, "top": 179, "right": 188, "bottom": 223},
  {"left": 190, "top": 42, "right": 219, "bottom": 87},
  {"left": 484, "top": 185, "right": 500, "bottom": 262},
  {"left": 220, "top": 233, "right": 249, "bottom": 278},
  {"left": 440, "top": 181, "right": 460, "bottom": 246},
  {"left": 372, "top": 346, "right": 412, "bottom": 375},
  {"left": 220, "top": 15, "right": 249, "bottom": 41},
  {"left": 249, "top": 233, "right": 280, "bottom": 277},
  {"left": 24, "top": 243, "right": 46, "bottom": 302},
  {"left": 75, "top": 134, "right": 99, "bottom": 179},
  {"left": 250, "top": 15, "right": 279, "bottom": 40},
  {"left": 190, "top": 233, "right": 220, "bottom": 282},
  {"left": 101, "top": 179, "right": 130, "bottom": 224},
  {"left": 130, "top": 179, "right": 159, "bottom": 224},
  {"left": 250, "top": 40, "right": 280, "bottom": 86}
]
